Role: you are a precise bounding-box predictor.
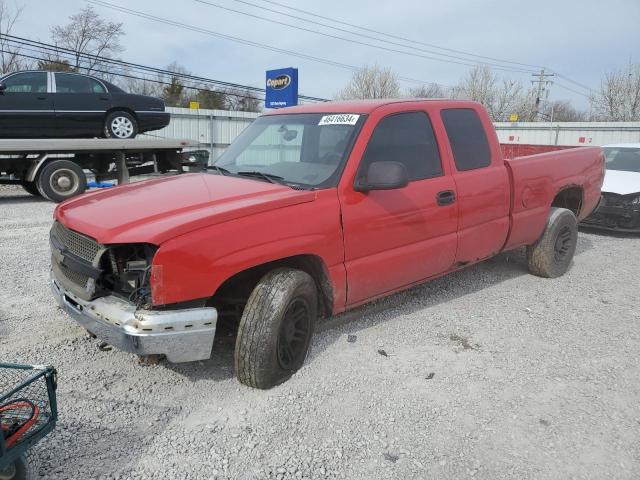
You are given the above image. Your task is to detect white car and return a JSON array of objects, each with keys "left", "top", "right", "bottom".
[{"left": 582, "top": 143, "right": 640, "bottom": 231}]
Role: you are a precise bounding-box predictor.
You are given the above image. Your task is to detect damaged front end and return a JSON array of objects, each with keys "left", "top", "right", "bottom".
[
  {"left": 581, "top": 192, "right": 640, "bottom": 232},
  {"left": 49, "top": 221, "right": 217, "bottom": 363}
]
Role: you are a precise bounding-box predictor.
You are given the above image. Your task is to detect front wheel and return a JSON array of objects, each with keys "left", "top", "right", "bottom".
[
  {"left": 104, "top": 111, "right": 138, "bottom": 139},
  {"left": 235, "top": 268, "right": 317, "bottom": 389},
  {"left": 527, "top": 207, "right": 578, "bottom": 278}
]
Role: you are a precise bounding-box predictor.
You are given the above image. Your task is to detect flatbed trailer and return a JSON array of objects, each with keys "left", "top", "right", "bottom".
[{"left": 0, "top": 138, "right": 207, "bottom": 202}]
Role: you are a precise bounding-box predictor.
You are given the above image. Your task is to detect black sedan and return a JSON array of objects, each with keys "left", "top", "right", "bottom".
[{"left": 0, "top": 71, "right": 170, "bottom": 139}]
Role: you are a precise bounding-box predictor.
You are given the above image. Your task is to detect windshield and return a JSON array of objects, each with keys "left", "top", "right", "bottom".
[
  {"left": 214, "top": 113, "right": 365, "bottom": 188},
  {"left": 603, "top": 147, "right": 640, "bottom": 173}
]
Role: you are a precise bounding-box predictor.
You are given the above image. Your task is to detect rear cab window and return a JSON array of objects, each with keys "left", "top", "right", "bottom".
[
  {"left": 441, "top": 108, "right": 492, "bottom": 171},
  {"left": 358, "top": 111, "right": 443, "bottom": 182}
]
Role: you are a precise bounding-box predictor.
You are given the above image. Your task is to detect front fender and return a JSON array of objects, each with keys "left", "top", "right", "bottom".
[{"left": 150, "top": 189, "right": 345, "bottom": 308}]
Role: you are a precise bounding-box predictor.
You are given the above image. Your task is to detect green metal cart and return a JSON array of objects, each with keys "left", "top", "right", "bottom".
[{"left": 0, "top": 364, "right": 57, "bottom": 480}]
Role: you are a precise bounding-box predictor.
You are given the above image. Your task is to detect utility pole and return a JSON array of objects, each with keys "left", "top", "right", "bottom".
[{"left": 531, "top": 69, "right": 554, "bottom": 121}]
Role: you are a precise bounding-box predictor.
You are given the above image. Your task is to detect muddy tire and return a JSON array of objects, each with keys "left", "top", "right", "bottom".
[
  {"left": 37, "top": 160, "right": 87, "bottom": 203},
  {"left": 527, "top": 207, "right": 578, "bottom": 278},
  {"left": 235, "top": 268, "right": 317, "bottom": 389}
]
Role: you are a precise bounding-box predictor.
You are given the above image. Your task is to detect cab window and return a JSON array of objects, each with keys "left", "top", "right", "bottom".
[
  {"left": 441, "top": 108, "right": 491, "bottom": 171},
  {"left": 359, "top": 111, "right": 443, "bottom": 181},
  {"left": 3, "top": 72, "right": 47, "bottom": 93}
]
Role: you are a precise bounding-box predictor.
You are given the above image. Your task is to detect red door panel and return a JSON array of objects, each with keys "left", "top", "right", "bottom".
[
  {"left": 340, "top": 177, "right": 458, "bottom": 305},
  {"left": 453, "top": 166, "right": 510, "bottom": 262}
]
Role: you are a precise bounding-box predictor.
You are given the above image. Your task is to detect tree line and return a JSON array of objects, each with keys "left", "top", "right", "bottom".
[
  {"left": 337, "top": 63, "right": 640, "bottom": 122},
  {"left": 0, "top": 3, "right": 261, "bottom": 112}
]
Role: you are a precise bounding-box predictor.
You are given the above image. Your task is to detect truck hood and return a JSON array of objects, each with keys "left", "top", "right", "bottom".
[
  {"left": 602, "top": 169, "right": 640, "bottom": 195},
  {"left": 55, "top": 174, "right": 317, "bottom": 244}
]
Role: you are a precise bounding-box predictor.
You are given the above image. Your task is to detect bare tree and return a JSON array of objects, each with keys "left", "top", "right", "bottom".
[
  {"left": 50, "top": 5, "right": 124, "bottom": 74},
  {"left": 225, "top": 87, "right": 261, "bottom": 112},
  {"left": 590, "top": 63, "right": 640, "bottom": 121},
  {"left": 0, "top": 1, "right": 31, "bottom": 74},
  {"left": 452, "top": 66, "right": 530, "bottom": 121},
  {"left": 122, "top": 76, "right": 163, "bottom": 97},
  {"left": 337, "top": 65, "right": 400, "bottom": 100},
  {"left": 543, "top": 100, "right": 587, "bottom": 122},
  {"left": 408, "top": 83, "right": 448, "bottom": 98}
]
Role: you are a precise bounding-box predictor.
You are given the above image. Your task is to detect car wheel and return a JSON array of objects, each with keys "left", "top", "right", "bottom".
[
  {"left": 235, "top": 268, "right": 317, "bottom": 389},
  {"left": 527, "top": 207, "right": 578, "bottom": 278},
  {"left": 0, "top": 453, "right": 37, "bottom": 480},
  {"left": 37, "top": 160, "right": 87, "bottom": 203},
  {"left": 21, "top": 180, "right": 41, "bottom": 197},
  {"left": 104, "top": 111, "right": 138, "bottom": 139}
]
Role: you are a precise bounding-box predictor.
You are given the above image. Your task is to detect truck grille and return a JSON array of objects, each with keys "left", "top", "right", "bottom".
[
  {"left": 51, "top": 221, "right": 101, "bottom": 262},
  {"left": 50, "top": 222, "right": 105, "bottom": 300}
]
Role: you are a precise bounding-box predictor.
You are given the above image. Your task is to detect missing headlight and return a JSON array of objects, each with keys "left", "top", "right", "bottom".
[{"left": 99, "top": 244, "right": 157, "bottom": 305}]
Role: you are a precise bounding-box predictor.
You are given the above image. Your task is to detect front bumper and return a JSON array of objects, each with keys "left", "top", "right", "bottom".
[
  {"left": 51, "top": 276, "right": 217, "bottom": 363},
  {"left": 581, "top": 205, "right": 640, "bottom": 233}
]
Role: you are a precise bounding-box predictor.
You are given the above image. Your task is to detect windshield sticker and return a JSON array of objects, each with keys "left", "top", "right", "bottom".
[{"left": 318, "top": 114, "right": 360, "bottom": 126}]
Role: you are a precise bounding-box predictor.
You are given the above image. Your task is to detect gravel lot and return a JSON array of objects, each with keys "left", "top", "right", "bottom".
[{"left": 1, "top": 183, "right": 639, "bottom": 480}]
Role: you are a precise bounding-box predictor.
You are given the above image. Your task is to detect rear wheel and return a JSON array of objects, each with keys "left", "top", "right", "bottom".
[
  {"left": 235, "top": 268, "right": 317, "bottom": 389},
  {"left": 527, "top": 207, "right": 578, "bottom": 278},
  {"left": 37, "top": 160, "right": 87, "bottom": 203},
  {"left": 104, "top": 111, "right": 138, "bottom": 139}
]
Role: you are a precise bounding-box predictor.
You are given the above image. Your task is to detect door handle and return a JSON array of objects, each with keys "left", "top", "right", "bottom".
[
  {"left": 436, "top": 190, "right": 456, "bottom": 206},
  {"left": 37, "top": 96, "right": 47, "bottom": 100},
  {"left": 99, "top": 97, "right": 110, "bottom": 101}
]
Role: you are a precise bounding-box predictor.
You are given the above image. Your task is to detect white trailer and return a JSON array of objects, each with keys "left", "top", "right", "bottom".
[{"left": 0, "top": 138, "right": 206, "bottom": 202}]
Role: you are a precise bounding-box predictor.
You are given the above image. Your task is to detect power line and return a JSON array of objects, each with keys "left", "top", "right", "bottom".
[
  {"left": 194, "top": 0, "right": 538, "bottom": 74},
  {"left": 87, "top": 0, "right": 453, "bottom": 88},
  {"left": 554, "top": 73, "right": 594, "bottom": 93},
  {"left": 0, "top": 48, "right": 272, "bottom": 103},
  {"left": 554, "top": 81, "right": 592, "bottom": 99},
  {"left": 1, "top": 33, "right": 327, "bottom": 102},
  {"left": 241, "top": 0, "right": 598, "bottom": 93},
  {"left": 243, "top": 0, "right": 545, "bottom": 71}
]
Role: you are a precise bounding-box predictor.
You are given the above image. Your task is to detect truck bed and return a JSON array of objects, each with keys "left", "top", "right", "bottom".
[{"left": 503, "top": 146, "right": 604, "bottom": 250}]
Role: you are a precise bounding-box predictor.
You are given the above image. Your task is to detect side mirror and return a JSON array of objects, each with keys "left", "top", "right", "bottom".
[
  {"left": 354, "top": 161, "right": 409, "bottom": 192},
  {"left": 0, "top": 83, "right": 6, "bottom": 92}
]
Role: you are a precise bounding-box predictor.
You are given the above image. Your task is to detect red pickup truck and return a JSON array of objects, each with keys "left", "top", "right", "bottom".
[{"left": 50, "top": 99, "right": 604, "bottom": 389}]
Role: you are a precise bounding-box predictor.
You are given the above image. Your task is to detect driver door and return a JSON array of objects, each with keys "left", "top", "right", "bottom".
[
  {"left": 339, "top": 109, "right": 459, "bottom": 305},
  {"left": 0, "top": 71, "right": 55, "bottom": 137}
]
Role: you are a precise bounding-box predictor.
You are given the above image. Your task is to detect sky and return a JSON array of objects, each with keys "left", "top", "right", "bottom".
[{"left": 9, "top": 0, "right": 640, "bottom": 110}]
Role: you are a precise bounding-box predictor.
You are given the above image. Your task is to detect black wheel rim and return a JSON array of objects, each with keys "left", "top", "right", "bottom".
[
  {"left": 277, "top": 298, "right": 311, "bottom": 370},
  {"left": 554, "top": 225, "right": 573, "bottom": 263}
]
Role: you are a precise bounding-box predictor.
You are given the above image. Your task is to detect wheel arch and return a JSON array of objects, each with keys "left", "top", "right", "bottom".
[
  {"left": 208, "top": 254, "right": 335, "bottom": 321},
  {"left": 105, "top": 106, "right": 138, "bottom": 121},
  {"left": 551, "top": 185, "right": 583, "bottom": 217}
]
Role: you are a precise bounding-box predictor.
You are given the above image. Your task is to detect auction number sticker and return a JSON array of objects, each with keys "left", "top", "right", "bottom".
[{"left": 318, "top": 114, "right": 360, "bottom": 126}]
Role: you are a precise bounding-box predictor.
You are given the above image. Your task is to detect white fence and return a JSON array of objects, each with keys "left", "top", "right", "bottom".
[
  {"left": 143, "top": 108, "right": 640, "bottom": 164},
  {"left": 494, "top": 122, "right": 640, "bottom": 146}
]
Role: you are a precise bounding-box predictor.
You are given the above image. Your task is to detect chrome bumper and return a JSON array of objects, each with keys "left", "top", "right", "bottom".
[{"left": 51, "top": 276, "right": 217, "bottom": 363}]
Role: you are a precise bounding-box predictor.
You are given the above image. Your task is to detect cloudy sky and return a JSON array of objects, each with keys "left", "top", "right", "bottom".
[{"left": 10, "top": 0, "right": 640, "bottom": 109}]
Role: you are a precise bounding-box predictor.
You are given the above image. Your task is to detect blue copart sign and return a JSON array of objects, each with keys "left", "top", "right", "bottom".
[{"left": 265, "top": 68, "right": 298, "bottom": 109}]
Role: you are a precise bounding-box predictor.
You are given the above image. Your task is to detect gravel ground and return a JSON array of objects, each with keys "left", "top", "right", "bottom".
[{"left": 1, "top": 184, "right": 639, "bottom": 480}]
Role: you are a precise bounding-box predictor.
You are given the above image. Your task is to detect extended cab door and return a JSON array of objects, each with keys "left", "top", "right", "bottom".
[
  {"left": 0, "top": 71, "right": 54, "bottom": 137},
  {"left": 338, "top": 106, "right": 458, "bottom": 306},
  {"left": 52, "top": 73, "right": 111, "bottom": 137},
  {"left": 439, "top": 107, "right": 510, "bottom": 263}
]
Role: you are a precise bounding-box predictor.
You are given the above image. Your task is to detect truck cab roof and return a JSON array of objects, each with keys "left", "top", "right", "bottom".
[{"left": 265, "top": 98, "right": 481, "bottom": 115}]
